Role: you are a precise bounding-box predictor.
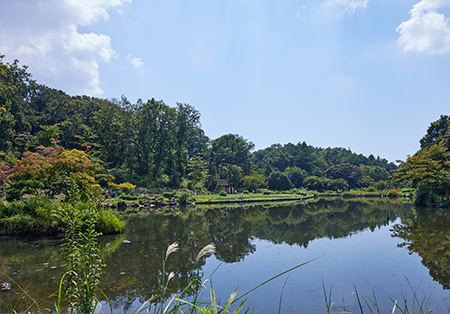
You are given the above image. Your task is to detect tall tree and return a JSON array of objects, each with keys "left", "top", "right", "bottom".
[
  {"left": 208, "top": 134, "right": 254, "bottom": 174},
  {"left": 420, "top": 115, "right": 450, "bottom": 150},
  {"left": 0, "top": 56, "right": 36, "bottom": 153}
]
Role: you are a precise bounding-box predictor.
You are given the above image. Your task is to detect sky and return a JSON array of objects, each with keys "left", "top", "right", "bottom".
[{"left": 1, "top": 0, "right": 450, "bottom": 163}]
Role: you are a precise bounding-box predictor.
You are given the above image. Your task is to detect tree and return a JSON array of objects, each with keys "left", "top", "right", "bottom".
[
  {"left": 267, "top": 171, "right": 292, "bottom": 191},
  {"left": 208, "top": 134, "right": 254, "bottom": 174},
  {"left": 242, "top": 166, "right": 266, "bottom": 191},
  {"left": 36, "top": 124, "right": 60, "bottom": 147},
  {"left": 0, "top": 56, "right": 36, "bottom": 153},
  {"left": 0, "top": 162, "right": 15, "bottom": 199},
  {"left": 218, "top": 163, "right": 244, "bottom": 188},
  {"left": 325, "top": 163, "right": 363, "bottom": 189},
  {"left": 187, "top": 155, "right": 209, "bottom": 189},
  {"left": 392, "top": 143, "right": 450, "bottom": 204},
  {"left": 284, "top": 167, "right": 308, "bottom": 188},
  {"left": 361, "top": 165, "right": 390, "bottom": 182},
  {"left": 328, "top": 178, "right": 349, "bottom": 192},
  {"left": 420, "top": 115, "right": 450, "bottom": 150},
  {"left": 14, "top": 144, "right": 93, "bottom": 197},
  {"left": 303, "top": 176, "right": 329, "bottom": 192}
]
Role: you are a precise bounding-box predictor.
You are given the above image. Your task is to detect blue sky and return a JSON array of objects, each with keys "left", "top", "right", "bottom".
[{"left": 1, "top": 0, "right": 450, "bottom": 162}]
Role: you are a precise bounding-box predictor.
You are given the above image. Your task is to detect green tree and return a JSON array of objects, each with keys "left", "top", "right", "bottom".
[
  {"left": 303, "top": 176, "right": 328, "bottom": 192},
  {"left": 208, "top": 134, "right": 254, "bottom": 174},
  {"left": 187, "top": 155, "right": 209, "bottom": 189},
  {"left": 284, "top": 166, "right": 308, "bottom": 188},
  {"left": 361, "top": 165, "right": 390, "bottom": 182},
  {"left": 328, "top": 178, "right": 349, "bottom": 192},
  {"left": 242, "top": 166, "right": 266, "bottom": 191},
  {"left": 393, "top": 143, "right": 450, "bottom": 205},
  {"left": 420, "top": 115, "right": 450, "bottom": 150},
  {"left": 0, "top": 56, "right": 36, "bottom": 153},
  {"left": 36, "top": 124, "right": 60, "bottom": 147},
  {"left": 218, "top": 163, "right": 244, "bottom": 188},
  {"left": 267, "top": 171, "right": 292, "bottom": 191},
  {"left": 325, "top": 163, "right": 363, "bottom": 189}
]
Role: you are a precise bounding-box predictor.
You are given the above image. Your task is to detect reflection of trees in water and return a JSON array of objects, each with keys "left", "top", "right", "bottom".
[
  {"left": 391, "top": 207, "right": 450, "bottom": 289},
  {"left": 0, "top": 199, "right": 410, "bottom": 313},
  {"left": 101, "top": 198, "right": 410, "bottom": 311},
  {"left": 255, "top": 199, "right": 407, "bottom": 248}
]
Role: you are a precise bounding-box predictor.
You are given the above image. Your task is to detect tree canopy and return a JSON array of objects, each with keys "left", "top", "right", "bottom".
[{"left": 0, "top": 56, "right": 399, "bottom": 196}]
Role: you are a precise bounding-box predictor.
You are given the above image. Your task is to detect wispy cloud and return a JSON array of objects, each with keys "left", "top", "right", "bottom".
[
  {"left": 1, "top": 0, "right": 131, "bottom": 95},
  {"left": 397, "top": 0, "right": 450, "bottom": 54},
  {"left": 126, "top": 54, "right": 144, "bottom": 69},
  {"left": 322, "top": 0, "right": 369, "bottom": 15}
]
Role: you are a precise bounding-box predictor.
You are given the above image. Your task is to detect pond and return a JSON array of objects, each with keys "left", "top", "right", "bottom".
[{"left": 1, "top": 198, "right": 450, "bottom": 313}]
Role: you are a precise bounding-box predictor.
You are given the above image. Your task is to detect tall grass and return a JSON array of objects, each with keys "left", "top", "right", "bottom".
[{"left": 320, "top": 274, "right": 435, "bottom": 314}]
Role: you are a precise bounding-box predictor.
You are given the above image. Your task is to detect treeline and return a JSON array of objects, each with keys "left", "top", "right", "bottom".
[{"left": 0, "top": 56, "right": 397, "bottom": 197}]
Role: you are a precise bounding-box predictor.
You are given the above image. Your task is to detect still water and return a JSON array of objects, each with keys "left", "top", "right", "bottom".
[{"left": 1, "top": 198, "right": 450, "bottom": 313}]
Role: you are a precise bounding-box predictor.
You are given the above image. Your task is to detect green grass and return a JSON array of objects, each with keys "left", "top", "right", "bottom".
[
  {"left": 192, "top": 192, "right": 313, "bottom": 203},
  {"left": 0, "top": 195, "right": 125, "bottom": 236}
]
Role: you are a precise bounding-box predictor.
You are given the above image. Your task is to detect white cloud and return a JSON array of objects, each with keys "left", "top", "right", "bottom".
[
  {"left": 0, "top": 0, "right": 131, "bottom": 95},
  {"left": 322, "top": 0, "right": 369, "bottom": 15},
  {"left": 126, "top": 54, "right": 144, "bottom": 69},
  {"left": 397, "top": 0, "right": 450, "bottom": 54}
]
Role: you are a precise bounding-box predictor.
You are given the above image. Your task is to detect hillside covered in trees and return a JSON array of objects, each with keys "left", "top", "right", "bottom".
[{"left": 0, "top": 56, "right": 398, "bottom": 198}]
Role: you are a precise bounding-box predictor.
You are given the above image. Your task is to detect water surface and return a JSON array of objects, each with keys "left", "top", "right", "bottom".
[{"left": 1, "top": 198, "right": 449, "bottom": 313}]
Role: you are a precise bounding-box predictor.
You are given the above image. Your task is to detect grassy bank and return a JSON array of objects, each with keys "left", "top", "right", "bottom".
[{"left": 0, "top": 195, "right": 124, "bottom": 236}]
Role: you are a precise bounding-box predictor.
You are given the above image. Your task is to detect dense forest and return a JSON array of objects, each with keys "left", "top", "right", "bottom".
[{"left": 0, "top": 56, "right": 399, "bottom": 199}]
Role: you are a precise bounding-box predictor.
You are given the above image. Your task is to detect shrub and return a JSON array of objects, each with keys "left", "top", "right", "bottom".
[
  {"left": 365, "top": 186, "right": 377, "bottom": 193},
  {"left": 267, "top": 171, "right": 292, "bottom": 191},
  {"left": 121, "top": 194, "right": 139, "bottom": 201},
  {"left": 243, "top": 190, "right": 249, "bottom": 194},
  {"left": 262, "top": 189, "right": 272, "bottom": 195},
  {"left": 387, "top": 188, "right": 400, "bottom": 197},
  {"left": 176, "top": 191, "right": 191, "bottom": 205},
  {"left": 162, "top": 191, "right": 175, "bottom": 199},
  {"left": 219, "top": 191, "right": 227, "bottom": 197},
  {"left": 96, "top": 210, "right": 125, "bottom": 234}
]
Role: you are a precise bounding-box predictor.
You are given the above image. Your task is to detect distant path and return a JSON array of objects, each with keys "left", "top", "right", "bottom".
[{"left": 193, "top": 196, "right": 315, "bottom": 205}]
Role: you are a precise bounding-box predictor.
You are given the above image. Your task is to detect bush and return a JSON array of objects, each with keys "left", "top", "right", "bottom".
[
  {"left": 267, "top": 171, "right": 292, "bottom": 191},
  {"left": 387, "top": 188, "right": 400, "bottom": 197},
  {"left": 162, "top": 191, "right": 175, "bottom": 199},
  {"left": 243, "top": 190, "right": 249, "bottom": 194},
  {"left": 219, "top": 191, "right": 227, "bottom": 197},
  {"left": 96, "top": 210, "right": 125, "bottom": 234},
  {"left": 121, "top": 194, "right": 139, "bottom": 201},
  {"left": 365, "top": 186, "right": 377, "bottom": 193},
  {"left": 262, "top": 189, "right": 272, "bottom": 195}
]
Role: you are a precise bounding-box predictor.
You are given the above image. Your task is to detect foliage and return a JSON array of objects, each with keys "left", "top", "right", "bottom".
[
  {"left": 218, "top": 163, "right": 243, "bottom": 188},
  {"left": 325, "top": 163, "right": 363, "bottom": 189},
  {"left": 219, "top": 191, "right": 227, "bottom": 197},
  {"left": 361, "top": 165, "right": 390, "bottom": 182},
  {"left": 0, "top": 56, "right": 400, "bottom": 195},
  {"left": 0, "top": 162, "right": 15, "bottom": 199},
  {"left": 176, "top": 191, "right": 191, "bottom": 205},
  {"left": 187, "top": 155, "right": 209, "bottom": 188},
  {"left": 163, "top": 191, "right": 175, "bottom": 198},
  {"left": 327, "top": 178, "right": 349, "bottom": 192},
  {"left": 0, "top": 192, "right": 124, "bottom": 236},
  {"left": 420, "top": 114, "right": 450, "bottom": 150},
  {"left": 284, "top": 166, "right": 308, "bottom": 188},
  {"left": 392, "top": 143, "right": 450, "bottom": 206},
  {"left": 267, "top": 171, "right": 292, "bottom": 191},
  {"left": 59, "top": 186, "right": 103, "bottom": 313},
  {"left": 208, "top": 134, "right": 254, "bottom": 183},
  {"left": 303, "top": 176, "right": 329, "bottom": 192},
  {"left": 5, "top": 179, "right": 43, "bottom": 201}
]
